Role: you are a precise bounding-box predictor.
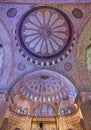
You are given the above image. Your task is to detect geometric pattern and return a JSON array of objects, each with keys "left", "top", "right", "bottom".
[{"left": 15, "top": 6, "right": 76, "bottom": 66}]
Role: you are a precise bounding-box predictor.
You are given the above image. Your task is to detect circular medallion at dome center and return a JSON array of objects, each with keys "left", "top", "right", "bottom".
[{"left": 16, "top": 6, "right": 75, "bottom": 65}]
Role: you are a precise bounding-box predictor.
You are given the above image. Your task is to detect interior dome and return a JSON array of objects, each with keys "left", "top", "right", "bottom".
[
  {"left": 12, "top": 70, "right": 77, "bottom": 102},
  {"left": 9, "top": 69, "right": 78, "bottom": 117},
  {"left": 16, "top": 6, "right": 75, "bottom": 66}
]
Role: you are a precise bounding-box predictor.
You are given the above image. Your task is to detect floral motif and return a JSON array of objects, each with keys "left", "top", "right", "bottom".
[
  {"left": 23, "top": 10, "right": 68, "bottom": 55},
  {"left": 64, "top": 62, "right": 72, "bottom": 71},
  {"left": 16, "top": 6, "right": 75, "bottom": 65},
  {"left": 7, "top": 8, "right": 17, "bottom": 18},
  {"left": 72, "top": 8, "right": 83, "bottom": 19},
  {"left": 17, "top": 62, "right": 25, "bottom": 71}
]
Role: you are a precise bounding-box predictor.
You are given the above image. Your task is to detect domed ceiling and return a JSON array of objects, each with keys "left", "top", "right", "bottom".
[
  {"left": 11, "top": 69, "right": 77, "bottom": 106},
  {"left": 9, "top": 69, "right": 78, "bottom": 117},
  {"left": 15, "top": 6, "right": 76, "bottom": 66}
]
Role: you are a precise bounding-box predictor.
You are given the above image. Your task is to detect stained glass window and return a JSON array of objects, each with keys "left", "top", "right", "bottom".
[
  {"left": 48, "top": 107, "right": 53, "bottom": 116},
  {"left": 42, "top": 105, "right": 47, "bottom": 116},
  {"left": 35, "top": 108, "right": 40, "bottom": 116}
]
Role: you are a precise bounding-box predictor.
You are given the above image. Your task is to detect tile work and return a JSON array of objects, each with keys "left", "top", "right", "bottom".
[{"left": 0, "top": 2, "right": 91, "bottom": 93}]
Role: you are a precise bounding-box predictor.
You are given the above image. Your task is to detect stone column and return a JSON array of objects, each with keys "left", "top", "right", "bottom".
[
  {"left": 0, "top": 99, "right": 9, "bottom": 127},
  {"left": 77, "top": 91, "right": 91, "bottom": 130}
]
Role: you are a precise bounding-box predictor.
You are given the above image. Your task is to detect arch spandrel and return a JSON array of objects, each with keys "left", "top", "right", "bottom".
[
  {"left": 0, "top": 20, "right": 14, "bottom": 90},
  {"left": 77, "top": 18, "right": 91, "bottom": 88}
]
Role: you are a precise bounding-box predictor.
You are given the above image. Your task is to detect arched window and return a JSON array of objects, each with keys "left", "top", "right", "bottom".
[
  {"left": 67, "top": 108, "right": 71, "bottom": 114},
  {"left": 34, "top": 104, "right": 55, "bottom": 117},
  {"left": 35, "top": 107, "right": 40, "bottom": 116},
  {"left": 48, "top": 97, "right": 50, "bottom": 102},
  {"left": 61, "top": 109, "right": 65, "bottom": 115},
  {"left": 48, "top": 107, "right": 53, "bottom": 116},
  {"left": 17, "top": 108, "right": 21, "bottom": 114},
  {"left": 23, "top": 108, "right": 28, "bottom": 115},
  {"left": 42, "top": 105, "right": 47, "bottom": 116}
]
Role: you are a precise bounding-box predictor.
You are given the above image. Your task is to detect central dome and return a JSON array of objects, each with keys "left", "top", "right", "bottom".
[{"left": 15, "top": 6, "right": 75, "bottom": 66}]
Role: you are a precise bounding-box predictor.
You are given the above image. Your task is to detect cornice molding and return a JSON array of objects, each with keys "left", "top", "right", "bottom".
[{"left": 0, "top": 0, "right": 91, "bottom": 4}]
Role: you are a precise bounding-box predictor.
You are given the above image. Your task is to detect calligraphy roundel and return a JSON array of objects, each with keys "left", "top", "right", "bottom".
[{"left": 15, "top": 6, "right": 76, "bottom": 66}]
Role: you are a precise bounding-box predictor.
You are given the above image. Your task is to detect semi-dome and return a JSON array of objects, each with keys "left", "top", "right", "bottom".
[{"left": 10, "top": 69, "right": 78, "bottom": 117}]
